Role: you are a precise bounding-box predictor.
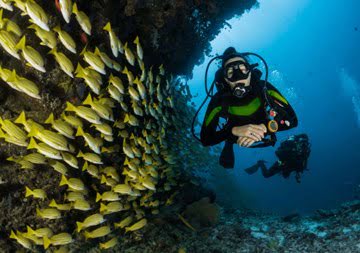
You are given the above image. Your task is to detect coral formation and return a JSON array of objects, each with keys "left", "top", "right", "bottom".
[{"left": 0, "top": 0, "right": 259, "bottom": 251}]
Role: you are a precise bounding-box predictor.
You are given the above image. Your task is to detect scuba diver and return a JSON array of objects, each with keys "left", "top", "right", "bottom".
[
  {"left": 196, "top": 47, "right": 298, "bottom": 168},
  {"left": 245, "top": 134, "right": 311, "bottom": 183}
]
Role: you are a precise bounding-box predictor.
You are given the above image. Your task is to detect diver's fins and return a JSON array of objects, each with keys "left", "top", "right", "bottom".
[
  {"left": 244, "top": 164, "right": 260, "bottom": 174},
  {"left": 219, "top": 140, "right": 235, "bottom": 169}
]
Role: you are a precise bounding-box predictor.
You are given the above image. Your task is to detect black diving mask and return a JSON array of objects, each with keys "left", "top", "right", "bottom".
[
  {"left": 223, "top": 60, "right": 252, "bottom": 98},
  {"left": 223, "top": 60, "right": 251, "bottom": 82}
]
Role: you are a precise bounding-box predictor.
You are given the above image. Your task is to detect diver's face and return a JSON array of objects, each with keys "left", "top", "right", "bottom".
[{"left": 224, "top": 57, "right": 251, "bottom": 89}]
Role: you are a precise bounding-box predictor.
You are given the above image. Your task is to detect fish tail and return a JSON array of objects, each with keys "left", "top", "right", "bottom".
[
  {"left": 9, "top": 230, "right": 17, "bottom": 240},
  {"left": 65, "top": 101, "right": 76, "bottom": 112},
  {"left": 27, "top": 137, "right": 38, "bottom": 150},
  {"left": 44, "top": 113, "right": 55, "bottom": 124},
  {"left": 95, "top": 192, "right": 102, "bottom": 202},
  {"left": 124, "top": 114, "right": 129, "bottom": 123},
  {"left": 76, "top": 221, "right": 83, "bottom": 232},
  {"left": 72, "top": 2, "right": 78, "bottom": 14},
  {"left": 43, "top": 235, "right": 51, "bottom": 249},
  {"left": 100, "top": 175, "right": 106, "bottom": 184},
  {"left": 26, "top": 225, "right": 35, "bottom": 235},
  {"left": 103, "top": 22, "right": 111, "bottom": 32},
  {"left": 59, "top": 175, "right": 68, "bottom": 186},
  {"left": 36, "top": 208, "right": 42, "bottom": 217},
  {"left": 82, "top": 93, "right": 93, "bottom": 105},
  {"left": 84, "top": 231, "right": 90, "bottom": 240},
  {"left": 49, "top": 199, "right": 57, "bottom": 207},
  {"left": 94, "top": 47, "right": 101, "bottom": 56},
  {"left": 14, "top": 111, "right": 27, "bottom": 125},
  {"left": 75, "top": 126, "right": 84, "bottom": 137},
  {"left": 77, "top": 150, "right": 84, "bottom": 158},
  {"left": 100, "top": 203, "right": 106, "bottom": 213},
  {"left": 15, "top": 36, "right": 26, "bottom": 50},
  {"left": 27, "top": 124, "right": 39, "bottom": 137},
  {"left": 48, "top": 47, "right": 57, "bottom": 55},
  {"left": 25, "top": 186, "right": 33, "bottom": 197},
  {"left": 53, "top": 25, "right": 61, "bottom": 33},
  {"left": 122, "top": 66, "right": 128, "bottom": 74},
  {"left": 82, "top": 161, "right": 88, "bottom": 171},
  {"left": 133, "top": 36, "right": 139, "bottom": 44},
  {"left": 27, "top": 24, "right": 37, "bottom": 30},
  {"left": 6, "top": 69, "right": 18, "bottom": 83}
]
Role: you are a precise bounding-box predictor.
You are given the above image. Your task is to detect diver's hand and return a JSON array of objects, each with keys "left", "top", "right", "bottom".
[
  {"left": 237, "top": 136, "right": 255, "bottom": 147},
  {"left": 231, "top": 124, "right": 267, "bottom": 142}
]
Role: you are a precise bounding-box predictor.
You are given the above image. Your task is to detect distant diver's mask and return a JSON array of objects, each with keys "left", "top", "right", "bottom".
[{"left": 223, "top": 60, "right": 252, "bottom": 98}]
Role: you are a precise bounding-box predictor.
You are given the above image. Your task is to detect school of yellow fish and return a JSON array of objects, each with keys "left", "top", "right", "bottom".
[{"left": 0, "top": 0, "right": 212, "bottom": 251}]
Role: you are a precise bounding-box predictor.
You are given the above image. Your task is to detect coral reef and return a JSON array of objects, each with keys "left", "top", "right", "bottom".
[
  {"left": 84, "top": 199, "right": 359, "bottom": 253},
  {"left": 0, "top": 0, "right": 248, "bottom": 251}
]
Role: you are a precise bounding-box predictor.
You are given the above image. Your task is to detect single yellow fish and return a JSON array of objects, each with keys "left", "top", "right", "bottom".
[
  {"left": 43, "top": 233, "right": 73, "bottom": 249},
  {"left": 84, "top": 225, "right": 111, "bottom": 239},
  {"left": 99, "top": 237, "right": 118, "bottom": 249},
  {"left": 59, "top": 175, "right": 85, "bottom": 191},
  {"left": 36, "top": 208, "right": 61, "bottom": 220},
  {"left": 72, "top": 3, "right": 91, "bottom": 35},
  {"left": 25, "top": 186, "right": 46, "bottom": 199},
  {"left": 15, "top": 36, "right": 45, "bottom": 72},
  {"left": 76, "top": 213, "right": 105, "bottom": 232}
]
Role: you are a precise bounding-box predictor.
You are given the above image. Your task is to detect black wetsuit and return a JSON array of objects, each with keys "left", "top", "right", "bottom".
[
  {"left": 200, "top": 72, "right": 298, "bottom": 168},
  {"left": 246, "top": 134, "right": 311, "bottom": 183}
]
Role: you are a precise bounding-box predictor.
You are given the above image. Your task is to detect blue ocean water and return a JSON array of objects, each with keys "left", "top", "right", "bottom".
[{"left": 189, "top": 0, "right": 360, "bottom": 215}]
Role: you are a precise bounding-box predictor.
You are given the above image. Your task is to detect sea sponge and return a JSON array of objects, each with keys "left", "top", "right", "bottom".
[{"left": 182, "top": 197, "right": 220, "bottom": 229}]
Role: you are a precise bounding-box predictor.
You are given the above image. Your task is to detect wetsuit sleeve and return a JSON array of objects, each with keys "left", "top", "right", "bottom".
[
  {"left": 265, "top": 82, "right": 298, "bottom": 131},
  {"left": 200, "top": 94, "right": 237, "bottom": 146}
]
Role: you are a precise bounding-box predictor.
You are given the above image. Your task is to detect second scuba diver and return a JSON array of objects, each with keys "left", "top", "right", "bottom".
[{"left": 199, "top": 47, "right": 298, "bottom": 168}]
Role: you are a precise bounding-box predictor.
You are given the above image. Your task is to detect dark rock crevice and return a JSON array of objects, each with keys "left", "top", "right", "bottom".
[{"left": 82, "top": 0, "right": 258, "bottom": 78}]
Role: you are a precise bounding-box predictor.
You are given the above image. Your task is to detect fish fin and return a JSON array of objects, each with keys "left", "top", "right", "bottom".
[
  {"left": 49, "top": 199, "right": 57, "bottom": 207},
  {"left": 95, "top": 192, "right": 101, "bottom": 202},
  {"left": 15, "top": 36, "right": 26, "bottom": 50},
  {"left": 72, "top": 2, "right": 78, "bottom": 14},
  {"left": 25, "top": 186, "right": 33, "bottom": 197},
  {"left": 94, "top": 47, "right": 100, "bottom": 56},
  {"left": 65, "top": 101, "right": 76, "bottom": 112},
  {"left": 6, "top": 69, "right": 18, "bottom": 83},
  {"left": 53, "top": 25, "right": 61, "bottom": 33},
  {"left": 36, "top": 207, "right": 41, "bottom": 217},
  {"left": 44, "top": 113, "right": 54, "bottom": 124},
  {"left": 75, "top": 126, "right": 84, "bottom": 137},
  {"left": 48, "top": 47, "right": 57, "bottom": 55},
  {"left": 27, "top": 24, "right": 37, "bottom": 30},
  {"left": 82, "top": 161, "right": 88, "bottom": 171},
  {"left": 103, "top": 22, "right": 111, "bottom": 32},
  {"left": 59, "top": 175, "right": 67, "bottom": 186},
  {"left": 79, "top": 45, "right": 87, "bottom": 56},
  {"left": 84, "top": 231, "right": 90, "bottom": 240},
  {"left": 76, "top": 222, "right": 83, "bottom": 233},
  {"left": 100, "top": 203, "right": 106, "bottom": 213},
  {"left": 27, "top": 124, "right": 39, "bottom": 137},
  {"left": 27, "top": 137, "right": 38, "bottom": 150},
  {"left": 9, "top": 230, "right": 17, "bottom": 240},
  {"left": 43, "top": 235, "right": 51, "bottom": 249},
  {"left": 26, "top": 226, "right": 35, "bottom": 235},
  {"left": 82, "top": 93, "right": 92, "bottom": 105}
]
